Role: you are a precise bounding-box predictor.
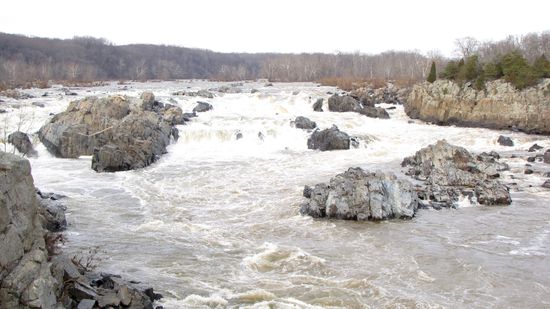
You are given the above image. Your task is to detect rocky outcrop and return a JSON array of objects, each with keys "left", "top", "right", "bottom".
[
  {"left": 307, "top": 125, "right": 350, "bottom": 151},
  {"left": 350, "top": 84, "right": 410, "bottom": 105},
  {"left": 497, "top": 135, "right": 514, "bottom": 146},
  {"left": 292, "top": 116, "right": 317, "bottom": 130},
  {"left": 300, "top": 168, "right": 418, "bottom": 220},
  {"left": 0, "top": 152, "right": 58, "bottom": 308},
  {"left": 193, "top": 101, "right": 213, "bottom": 113},
  {"left": 405, "top": 79, "right": 550, "bottom": 134},
  {"left": 8, "top": 131, "right": 37, "bottom": 157},
  {"left": 402, "top": 140, "right": 511, "bottom": 208},
  {"left": 38, "top": 93, "right": 177, "bottom": 172}
]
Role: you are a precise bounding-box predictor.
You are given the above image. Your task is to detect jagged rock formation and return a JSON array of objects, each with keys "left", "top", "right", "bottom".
[
  {"left": 0, "top": 152, "right": 58, "bottom": 308},
  {"left": 38, "top": 92, "right": 178, "bottom": 172},
  {"left": 405, "top": 79, "right": 550, "bottom": 134},
  {"left": 402, "top": 140, "right": 511, "bottom": 208},
  {"left": 300, "top": 168, "right": 418, "bottom": 220},
  {"left": 328, "top": 94, "right": 390, "bottom": 119},
  {"left": 307, "top": 125, "right": 350, "bottom": 151},
  {"left": 350, "top": 84, "right": 409, "bottom": 105}
]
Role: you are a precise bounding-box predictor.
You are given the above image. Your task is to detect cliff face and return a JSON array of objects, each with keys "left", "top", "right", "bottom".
[
  {"left": 405, "top": 79, "right": 550, "bottom": 134},
  {"left": 0, "top": 152, "right": 57, "bottom": 308}
]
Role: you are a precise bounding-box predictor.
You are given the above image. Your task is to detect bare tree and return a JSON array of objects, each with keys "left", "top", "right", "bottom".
[{"left": 455, "top": 37, "right": 480, "bottom": 59}]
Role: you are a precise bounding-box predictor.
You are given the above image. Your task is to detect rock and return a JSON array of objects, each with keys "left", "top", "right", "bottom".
[
  {"left": 193, "top": 101, "right": 213, "bottom": 113},
  {"left": 358, "top": 106, "right": 390, "bottom": 119},
  {"left": 39, "top": 94, "right": 175, "bottom": 172},
  {"left": 312, "top": 98, "right": 323, "bottom": 112},
  {"left": 77, "top": 299, "right": 96, "bottom": 309},
  {"left": 140, "top": 92, "right": 155, "bottom": 110},
  {"left": 97, "top": 292, "right": 120, "bottom": 308},
  {"left": 0, "top": 152, "right": 58, "bottom": 308},
  {"left": 0, "top": 109, "right": 6, "bottom": 113},
  {"left": 235, "top": 131, "right": 243, "bottom": 140},
  {"left": 497, "top": 135, "right": 514, "bottom": 146},
  {"left": 264, "top": 83, "right": 273, "bottom": 87},
  {"left": 182, "top": 112, "right": 197, "bottom": 121},
  {"left": 8, "top": 131, "right": 38, "bottom": 157},
  {"left": 405, "top": 79, "right": 550, "bottom": 134},
  {"left": 544, "top": 150, "right": 550, "bottom": 164},
  {"left": 402, "top": 140, "right": 511, "bottom": 207},
  {"left": 293, "top": 116, "right": 317, "bottom": 130},
  {"left": 327, "top": 94, "right": 361, "bottom": 112},
  {"left": 528, "top": 143, "right": 543, "bottom": 152},
  {"left": 527, "top": 156, "right": 536, "bottom": 162},
  {"left": 144, "top": 287, "right": 163, "bottom": 301},
  {"left": 542, "top": 180, "right": 550, "bottom": 188},
  {"left": 307, "top": 125, "right": 350, "bottom": 151},
  {"left": 117, "top": 285, "right": 132, "bottom": 306},
  {"left": 32, "top": 102, "right": 45, "bottom": 108},
  {"left": 37, "top": 195, "right": 67, "bottom": 232},
  {"left": 251, "top": 89, "right": 259, "bottom": 94},
  {"left": 196, "top": 90, "right": 214, "bottom": 98},
  {"left": 161, "top": 105, "right": 184, "bottom": 125},
  {"left": 300, "top": 168, "right": 418, "bottom": 220},
  {"left": 524, "top": 169, "right": 534, "bottom": 175}
]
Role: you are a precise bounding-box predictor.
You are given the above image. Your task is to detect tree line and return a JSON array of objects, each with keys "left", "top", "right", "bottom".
[{"left": 1, "top": 31, "right": 548, "bottom": 89}]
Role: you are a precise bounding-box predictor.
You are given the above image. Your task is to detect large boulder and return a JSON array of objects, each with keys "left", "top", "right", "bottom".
[
  {"left": 327, "top": 94, "right": 362, "bottom": 112},
  {"left": 38, "top": 93, "right": 176, "bottom": 172},
  {"left": 0, "top": 152, "right": 58, "bottom": 308},
  {"left": 307, "top": 125, "right": 350, "bottom": 151},
  {"left": 402, "top": 140, "right": 511, "bottom": 207},
  {"left": 8, "top": 131, "right": 37, "bottom": 157},
  {"left": 301, "top": 168, "right": 418, "bottom": 220},
  {"left": 405, "top": 79, "right": 550, "bottom": 134},
  {"left": 293, "top": 116, "right": 317, "bottom": 130},
  {"left": 497, "top": 135, "right": 514, "bottom": 146}
]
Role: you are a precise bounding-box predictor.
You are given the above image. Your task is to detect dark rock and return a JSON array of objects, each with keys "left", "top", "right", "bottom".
[
  {"left": 37, "top": 195, "right": 67, "bottom": 232},
  {"left": 236, "top": 131, "right": 243, "bottom": 140},
  {"left": 307, "top": 125, "right": 350, "bottom": 151},
  {"left": 0, "top": 109, "right": 6, "bottom": 113},
  {"left": 543, "top": 172, "right": 550, "bottom": 177},
  {"left": 544, "top": 150, "right": 550, "bottom": 164},
  {"left": 312, "top": 98, "right": 323, "bottom": 112},
  {"left": 8, "top": 131, "right": 38, "bottom": 157},
  {"left": 542, "top": 180, "right": 550, "bottom": 188},
  {"left": 251, "top": 89, "right": 259, "bottom": 94},
  {"left": 385, "top": 106, "right": 397, "bottom": 110},
  {"left": 497, "top": 135, "right": 514, "bottom": 146},
  {"left": 480, "top": 151, "right": 500, "bottom": 160},
  {"left": 144, "top": 288, "right": 163, "bottom": 301},
  {"left": 359, "top": 106, "right": 390, "bottom": 119},
  {"left": 528, "top": 143, "right": 543, "bottom": 152},
  {"left": 182, "top": 112, "right": 197, "bottom": 121},
  {"left": 300, "top": 168, "right": 418, "bottom": 220},
  {"left": 402, "top": 140, "right": 511, "bottom": 207},
  {"left": 327, "top": 94, "right": 361, "bottom": 112},
  {"left": 193, "top": 101, "right": 213, "bottom": 113},
  {"left": 265, "top": 83, "right": 273, "bottom": 87},
  {"left": 527, "top": 156, "right": 536, "bottom": 162},
  {"left": 525, "top": 169, "right": 534, "bottom": 175},
  {"left": 161, "top": 105, "right": 184, "bottom": 125},
  {"left": 293, "top": 116, "right": 317, "bottom": 130},
  {"left": 32, "top": 102, "right": 45, "bottom": 108},
  {"left": 303, "top": 185, "right": 313, "bottom": 198},
  {"left": 69, "top": 282, "right": 99, "bottom": 300}
]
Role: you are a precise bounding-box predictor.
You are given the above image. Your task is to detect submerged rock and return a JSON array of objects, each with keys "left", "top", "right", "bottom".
[
  {"left": 293, "top": 116, "right": 317, "bottom": 130},
  {"left": 307, "top": 125, "right": 350, "bottom": 151},
  {"left": 300, "top": 168, "right": 418, "bottom": 220},
  {"left": 8, "top": 131, "right": 38, "bottom": 157},
  {"left": 402, "top": 140, "right": 511, "bottom": 207},
  {"left": 528, "top": 143, "right": 543, "bottom": 152},
  {"left": 358, "top": 106, "right": 390, "bottom": 119}
]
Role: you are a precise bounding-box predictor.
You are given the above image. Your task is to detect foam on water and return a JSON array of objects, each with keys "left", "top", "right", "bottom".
[{"left": 3, "top": 80, "right": 550, "bottom": 308}]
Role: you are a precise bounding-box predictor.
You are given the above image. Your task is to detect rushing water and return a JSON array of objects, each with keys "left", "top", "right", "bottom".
[{"left": 3, "top": 81, "right": 550, "bottom": 308}]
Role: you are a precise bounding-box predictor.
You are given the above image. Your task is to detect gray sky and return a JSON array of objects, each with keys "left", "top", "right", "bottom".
[{"left": 1, "top": 0, "right": 549, "bottom": 56}]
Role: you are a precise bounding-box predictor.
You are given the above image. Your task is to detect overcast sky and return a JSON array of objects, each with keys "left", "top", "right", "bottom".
[{"left": 1, "top": 0, "right": 549, "bottom": 56}]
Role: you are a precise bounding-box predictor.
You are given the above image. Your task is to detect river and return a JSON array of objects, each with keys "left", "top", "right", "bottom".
[{"left": 3, "top": 81, "right": 549, "bottom": 308}]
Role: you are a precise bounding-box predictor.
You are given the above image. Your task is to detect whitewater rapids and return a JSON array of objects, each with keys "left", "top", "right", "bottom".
[{"left": 2, "top": 81, "right": 550, "bottom": 308}]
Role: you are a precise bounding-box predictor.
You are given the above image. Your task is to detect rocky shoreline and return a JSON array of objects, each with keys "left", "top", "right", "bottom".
[
  {"left": 405, "top": 79, "right": 550, "bottom": 134},
  {"left": 0, "top": 152, "right": 162, "bottom": 308}
]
